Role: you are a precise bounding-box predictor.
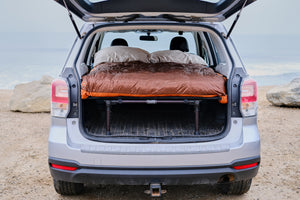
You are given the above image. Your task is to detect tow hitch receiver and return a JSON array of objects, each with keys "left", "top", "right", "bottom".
[{"left": 144, "top": 183, "right": 166, "bottom": 197}]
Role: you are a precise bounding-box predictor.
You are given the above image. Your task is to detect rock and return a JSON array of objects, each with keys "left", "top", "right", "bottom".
[
  {"left": 266, "top": 77, "right": 300, "bottom": 107},
  {"left": 9, "top": 75, "right": 54, "bottom": 112}
]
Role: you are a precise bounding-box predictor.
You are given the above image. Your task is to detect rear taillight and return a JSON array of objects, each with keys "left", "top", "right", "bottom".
[
  {"left": 240, "top": 78, "right": 257, "bottom": 117},
  {"left": 51, "top": 78, "right": 69, "bottom": 117}
]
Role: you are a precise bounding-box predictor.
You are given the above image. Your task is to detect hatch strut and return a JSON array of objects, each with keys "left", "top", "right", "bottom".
[
  {"left": 224, "top": 0, "right": 248, "bottom": 39},
  {"left": 62, "top": 0, "right": 82, "bottom": 39}
]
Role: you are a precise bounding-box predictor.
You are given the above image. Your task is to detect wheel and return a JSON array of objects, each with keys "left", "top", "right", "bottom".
[
  {"left": 53, "top": 179, "right": 84, "bottom": 195},
  {"left": 218, "top": 179, "right": 252, "bottom": 195}
]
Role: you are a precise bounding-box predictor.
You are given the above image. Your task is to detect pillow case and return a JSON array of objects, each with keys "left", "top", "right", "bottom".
[
  {"left": 149, "top": 50, "right": 207, "bottom": 66},
  {"left": 94, "top": 46, "right": 150, "bottom": 66}
]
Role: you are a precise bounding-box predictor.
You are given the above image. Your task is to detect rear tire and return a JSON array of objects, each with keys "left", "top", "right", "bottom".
[
  {"left": 218, "top": 179, "right": 252, "bottom": 195},
  {"left": 53, "top": 179, "right": 84, "bottom": 195}
]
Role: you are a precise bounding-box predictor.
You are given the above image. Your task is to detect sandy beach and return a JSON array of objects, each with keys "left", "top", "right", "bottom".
[{"left": 0, "top": 86, "right": 299, "bottom": 200}]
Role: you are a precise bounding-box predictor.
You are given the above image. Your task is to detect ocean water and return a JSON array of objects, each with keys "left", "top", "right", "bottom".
[
  {"left": 0, "top": 33, "right": 300, "bottom": 89},
  {"left": 233, "top": 35, "right": 300, "bottom": 85},
  {"left": 0, "top": 32, "right": 75, "bottom": 89}
]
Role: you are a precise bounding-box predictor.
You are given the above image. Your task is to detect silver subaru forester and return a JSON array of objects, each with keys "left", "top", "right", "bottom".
[{"left": 49, "top": 0, "right": 260, "bottom": 197}]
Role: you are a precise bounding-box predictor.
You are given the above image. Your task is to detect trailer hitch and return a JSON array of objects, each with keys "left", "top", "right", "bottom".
[{"left": 144, "top": 183, "right": 167, "bottom": 197}]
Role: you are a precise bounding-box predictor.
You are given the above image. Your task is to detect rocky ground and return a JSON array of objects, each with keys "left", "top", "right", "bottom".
[{"left": 0, "top": 87, "right": 299, "bottom": 200}]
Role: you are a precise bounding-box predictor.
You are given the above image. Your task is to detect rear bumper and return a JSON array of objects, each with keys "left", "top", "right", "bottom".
[{"left": 49, "top": 156, "right": 260, "bottom": 185}]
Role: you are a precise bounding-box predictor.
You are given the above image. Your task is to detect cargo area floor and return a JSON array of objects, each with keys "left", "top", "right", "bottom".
[{"left": 83, "top": 103, "right": 225, "bottom": 138}]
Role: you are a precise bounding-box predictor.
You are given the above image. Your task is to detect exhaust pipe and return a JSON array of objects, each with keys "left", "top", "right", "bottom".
[{"left": 218, "top": 174, "right": 235, "bottom": 183}]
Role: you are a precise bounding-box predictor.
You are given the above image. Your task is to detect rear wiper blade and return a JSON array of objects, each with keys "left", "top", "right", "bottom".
[
  {"left": 161, "top": 14, "right": 187, "bottom": 22},
  {"left": 123, "top": 14, "right": 141, "bottom": 22},
  {"left": 105, "top": 14, "right": 141, "bottom": 22},
  {"left": 224, "top": 0, "right": 248, "bottom": 39},
  {"left": 161, "top": 14, "right": 203, "bottom": 23}
]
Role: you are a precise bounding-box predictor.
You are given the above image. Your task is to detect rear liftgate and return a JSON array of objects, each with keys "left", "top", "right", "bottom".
[{"left": 58, "top": 0, "right": 255, "bottom": 38}]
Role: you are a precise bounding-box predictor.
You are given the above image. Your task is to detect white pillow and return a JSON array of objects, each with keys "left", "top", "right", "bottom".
[
  {"left": 94, "top": 46, "right": 150, "bottom": 66},
  {"left": 150, "top": 50, "right": 207, "bottom": 66}
]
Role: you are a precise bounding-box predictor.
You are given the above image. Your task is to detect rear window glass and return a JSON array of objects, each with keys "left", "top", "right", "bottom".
[{"left": 100, "top": 31, "right": 197, "bottom": 54}]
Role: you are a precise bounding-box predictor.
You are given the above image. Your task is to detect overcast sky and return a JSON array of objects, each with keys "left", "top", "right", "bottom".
[{"left": 0, "top": 0, "right": 299, "bottom": 36}]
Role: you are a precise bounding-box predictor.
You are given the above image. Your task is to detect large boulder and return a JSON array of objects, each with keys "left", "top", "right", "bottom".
[
  {"left": 266, "top": 77, "right": 300, "bottom": 107},
  {"left": 9, "top": 76, "right": 54, "bottom": 112}
]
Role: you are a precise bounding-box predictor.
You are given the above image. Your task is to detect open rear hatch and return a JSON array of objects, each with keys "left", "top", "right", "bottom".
[
  {"left": 55, "top": 0, "right": 256, "bottom": 22},
  {"left": 53, "top": 0, "right": 256, "bottom": 142}
]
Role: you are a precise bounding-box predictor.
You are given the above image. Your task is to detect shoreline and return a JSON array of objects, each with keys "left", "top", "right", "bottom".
[{"left": 0, "top": 87, "right": 300, "bottom": 199}]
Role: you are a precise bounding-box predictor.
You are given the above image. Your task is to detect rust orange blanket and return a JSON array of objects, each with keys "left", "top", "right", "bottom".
[{"left": 81, "top": 61, "right": 227, "bottom": 103}]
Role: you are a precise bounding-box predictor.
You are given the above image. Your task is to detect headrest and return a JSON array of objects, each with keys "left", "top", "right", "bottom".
[
  {"left": 170, "top": 36, "right": 189, "bottom": 52},
  {"left": 111, "top": 38, "right": 128, "bottom": 46}
]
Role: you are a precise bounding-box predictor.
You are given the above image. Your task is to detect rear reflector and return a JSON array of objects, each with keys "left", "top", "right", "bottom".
[
  {"left": 51, "top": 164, "right": 77, "bottom": 171},
  {"left": 240, "top": 78, "right": 257, "bottom": 117},
  {"left": 233, "top": 162, "right": 258, "bottom": 170}
]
